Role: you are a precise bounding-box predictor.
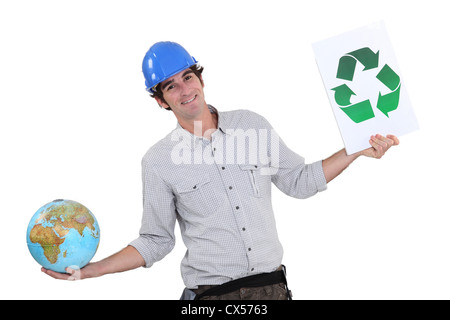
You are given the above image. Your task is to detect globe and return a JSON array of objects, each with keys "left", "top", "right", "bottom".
[{"left": 26, "top": 199, "right": 100, "bottom": 273}]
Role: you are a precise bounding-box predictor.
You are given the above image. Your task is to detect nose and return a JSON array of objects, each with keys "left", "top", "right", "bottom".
[{"left": 179, "top": 81, "right": 190, "bottom": 96}]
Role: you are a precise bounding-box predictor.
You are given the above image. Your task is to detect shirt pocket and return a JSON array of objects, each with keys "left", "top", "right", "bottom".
[
  {"left": 238, "top": 163, "right": 271, "bottom": 198},
  {"left": 174, "top": 174, "right": 216, "bottom": 216}
]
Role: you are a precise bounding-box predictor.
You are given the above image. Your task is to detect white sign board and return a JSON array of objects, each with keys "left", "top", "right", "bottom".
[{"left": 312, "top": 21, "right": 419, "bottom": 154}]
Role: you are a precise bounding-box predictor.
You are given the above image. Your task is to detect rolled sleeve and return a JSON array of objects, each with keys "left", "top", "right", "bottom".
[
  {"left": 129, "top": 157, "right": 177, "bottom": 268},
  {"left": 270, "top": 132, "right": 328, "bottom": 199},
  {"left": 310, "top": 159, "right": 328, "bottom": 193}
]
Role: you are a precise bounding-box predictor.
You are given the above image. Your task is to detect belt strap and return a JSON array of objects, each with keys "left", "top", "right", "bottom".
[{"left": 194, "top": 265, "right": 291, "bottom": 300}]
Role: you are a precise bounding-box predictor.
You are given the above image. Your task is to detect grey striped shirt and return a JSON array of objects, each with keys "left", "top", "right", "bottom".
[{"left": 129, "top": 107, "right": 327, "bottom": 289}]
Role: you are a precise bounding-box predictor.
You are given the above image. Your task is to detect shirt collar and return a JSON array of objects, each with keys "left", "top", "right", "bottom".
[
  {"left": 215, "top": 106, "right": 232, "bottom": 136},
  {"left": 174, "top": 105, "right": 232, "bottom": 150}
]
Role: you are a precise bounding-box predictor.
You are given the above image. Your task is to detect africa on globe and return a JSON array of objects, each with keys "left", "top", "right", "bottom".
[{"left": 26, "top": 199, "right": 100, "bottom": 273}]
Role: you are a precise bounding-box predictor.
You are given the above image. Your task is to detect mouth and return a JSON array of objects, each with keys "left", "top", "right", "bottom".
[{"left": 181, "top": 95, "right": 197, "bottom": 105}]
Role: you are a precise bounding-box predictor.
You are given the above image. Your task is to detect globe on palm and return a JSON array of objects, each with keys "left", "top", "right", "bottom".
[{"left": 26, "top": 199, "right": 100, "bottom": 273}]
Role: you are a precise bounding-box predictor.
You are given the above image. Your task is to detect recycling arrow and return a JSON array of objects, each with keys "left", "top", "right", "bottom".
[
  {"left": 332, "top": 84, "right": 355, "bottom": 106},
  {"left": 376, "top": 64, "right": 401, "bottom": 117},
  {"left": 337, "top": 47, "right": 380, "bottom": 81},
  {"left": 340, "top": 99, "right": 375, "bottom": 124},
  {"left": 376, "top": 63, "right": 400, "bottom": 90},
  {"left": 331, "top": 47, "right": 401, "bottom": 123}
]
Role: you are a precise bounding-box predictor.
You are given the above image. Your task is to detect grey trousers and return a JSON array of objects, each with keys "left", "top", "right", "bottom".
[{"left": 180, "top": 282, "right": 290, "bottom": 300}]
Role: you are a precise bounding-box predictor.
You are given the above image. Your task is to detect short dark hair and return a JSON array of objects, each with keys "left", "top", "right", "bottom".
[{"left": 149, "top": 64, "right": 204, "bottom": 111}]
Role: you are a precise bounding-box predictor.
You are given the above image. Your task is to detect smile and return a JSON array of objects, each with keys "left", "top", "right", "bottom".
[{"left": 181, "top": 95, "right": 196, "bottom": 105}]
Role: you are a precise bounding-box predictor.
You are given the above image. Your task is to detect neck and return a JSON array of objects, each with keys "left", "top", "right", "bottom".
[{"left": 177, "top": 105, "right": 218, "bottom": 140}]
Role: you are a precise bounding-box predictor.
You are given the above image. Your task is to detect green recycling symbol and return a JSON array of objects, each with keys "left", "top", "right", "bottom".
[{"left": 331, "top": 47, "right": 401, "bottom": 123}]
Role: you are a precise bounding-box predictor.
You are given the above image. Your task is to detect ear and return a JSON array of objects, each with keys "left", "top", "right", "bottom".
[{"left": 155, "top": 96, "right": 170, "bottom": 110}]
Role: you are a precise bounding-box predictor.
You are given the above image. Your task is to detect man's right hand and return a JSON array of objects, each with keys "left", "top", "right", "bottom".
[
  {"left": 41, "top": 263, "right": 94, "bottom": 281},
  {"left": 40, "top": 245, "right": 145, "bottom": 281}
]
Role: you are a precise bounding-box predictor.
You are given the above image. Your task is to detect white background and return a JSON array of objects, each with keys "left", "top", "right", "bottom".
[{"left": 1, "top": 0, "right": 448, "bottom": 300}]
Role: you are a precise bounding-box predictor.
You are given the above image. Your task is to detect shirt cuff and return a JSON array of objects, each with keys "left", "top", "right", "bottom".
[
  {"left": 128, "top": 237, "right": 154, "bottom": 268},
  {"left": 313, "top": 160, "right": 328, "bottom": 192}
]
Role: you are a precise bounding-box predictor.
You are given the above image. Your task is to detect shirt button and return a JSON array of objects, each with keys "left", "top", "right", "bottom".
[
  {"left": 248, "top": 248, "right": 252, "bottom": 251},
  {"left": 221, "top": 167, "right": 225, "bottom": 170},
  {"left": 229, "top": 186, "right": 233, "bottom": 190},
  {"left": 193, "top": 185, "right": 197, "bottom": 189},
  {"left": 236, "top": 206, "right": 240, "bottom": 210},
  {"left": 242, "top": 227, "right": 246, "bottom": 231},
  {"left": 251, "top": 268, "right": 254, "bottom": 271}
]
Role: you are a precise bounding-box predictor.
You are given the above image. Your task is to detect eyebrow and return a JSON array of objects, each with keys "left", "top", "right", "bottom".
[
  {"left": 161, "top": 79, "right": 174, "bottom": 91},
  {"left": 161, "top": 70, "right": 194, "bottom": 91}
]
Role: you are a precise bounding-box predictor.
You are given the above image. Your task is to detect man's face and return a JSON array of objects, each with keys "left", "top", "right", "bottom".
[{"left": 156, "top": 68, "right": 206, "bottom": 121}]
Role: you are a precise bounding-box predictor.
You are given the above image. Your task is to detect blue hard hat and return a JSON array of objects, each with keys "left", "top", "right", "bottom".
[{"left": 142, "top": 41, "right": 198, "bottom": 93}]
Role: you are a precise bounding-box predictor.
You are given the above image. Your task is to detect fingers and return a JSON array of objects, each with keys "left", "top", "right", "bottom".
[
  {"left": 387, "top": 134, "right": 400, "bottom": 146},
  {"left": 67, "top": 266, "right": 82, "bottom": 281},
  {"left": 41, "top": 266, "right": 81, "bottom": 281},
  {"left": 41, "top": 267, "right": 70, "bottom": 280},
  {"left": 368, "top": 137, "right": 384, "bottom": 159},
  {"left": 368, "top": 134, "right": 399, "bottom": 159},
  {"left": 360, "top": 134, "right": 399, "bottom": 159}
]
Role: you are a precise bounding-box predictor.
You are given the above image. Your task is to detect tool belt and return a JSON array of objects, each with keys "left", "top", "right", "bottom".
[{"left": 193, "top": 265, "right": 292, "bottom": 300}]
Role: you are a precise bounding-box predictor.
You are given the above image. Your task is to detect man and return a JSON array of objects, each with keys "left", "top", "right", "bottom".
[{"left": 43, "top": 41, "right": 399, "bottom": 300}]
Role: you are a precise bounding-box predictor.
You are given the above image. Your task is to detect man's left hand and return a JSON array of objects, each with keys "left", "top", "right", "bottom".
[{"left": 359, "top": 134, "right": 400, "bottom": 159}]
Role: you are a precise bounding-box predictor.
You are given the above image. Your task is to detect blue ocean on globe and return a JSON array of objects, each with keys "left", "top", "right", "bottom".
[{"left": 26, "top": 199, "right": 100, "bottom": 273}]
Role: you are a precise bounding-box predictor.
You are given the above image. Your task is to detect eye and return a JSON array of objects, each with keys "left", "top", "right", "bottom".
[
  {"left": 166, "top": 84, "right": 175, "bottom": 91},
  {"left": 184, "top": 75, "right": 192, "bottom": 81}
]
